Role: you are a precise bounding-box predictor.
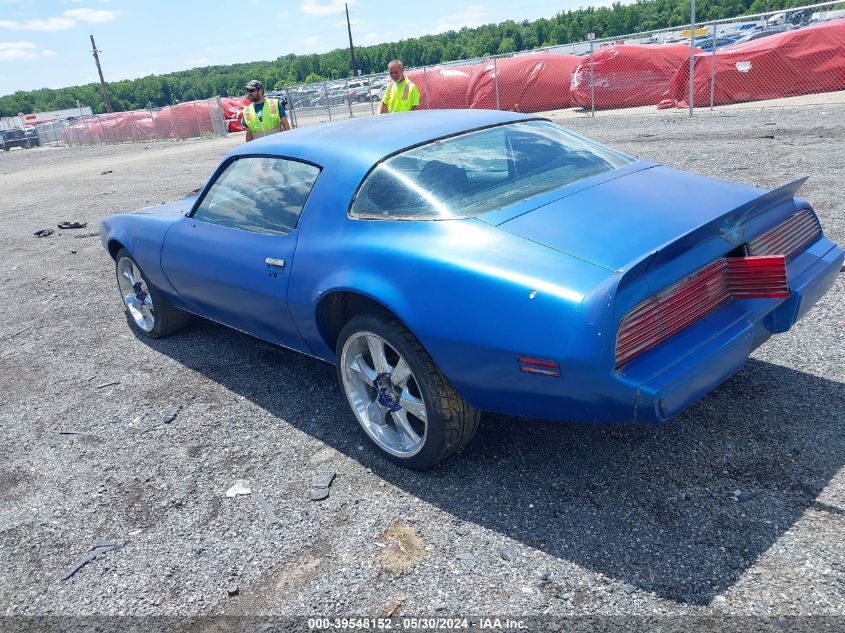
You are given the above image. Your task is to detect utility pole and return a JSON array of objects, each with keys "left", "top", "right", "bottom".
[
  {"left": 345, "top": 3, "right": 358, "bottom": 77},
  {"left": 688, "top": 0, "right": 696, "bottom": 117},
  {"left": 90, "top": 34, "right": 114, "bottom": 113}
]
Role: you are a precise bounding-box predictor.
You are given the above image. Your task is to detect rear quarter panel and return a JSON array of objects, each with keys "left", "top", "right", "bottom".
[{"left": 287, "top": 166, "right": 613, "bottom": 415}]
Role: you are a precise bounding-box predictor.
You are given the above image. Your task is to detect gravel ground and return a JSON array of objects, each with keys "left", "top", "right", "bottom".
[{"left": 0, "top": 104, "right": 843, "bottom": 623}]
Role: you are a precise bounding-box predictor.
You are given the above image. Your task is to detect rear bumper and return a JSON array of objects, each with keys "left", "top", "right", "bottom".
[{"left": 631, "top": 238, "right": 843, "bottom": 422}]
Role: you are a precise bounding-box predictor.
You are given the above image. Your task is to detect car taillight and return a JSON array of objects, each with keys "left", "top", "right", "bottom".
[
  {"left": 748, "top": 209, "right": 821, "bottom": 260},
  {"left": 727, "top": 255, "right": 790, "bottom": 298},
  {"left": 615, "top": 255, "right": 788, "bottom": 368}
]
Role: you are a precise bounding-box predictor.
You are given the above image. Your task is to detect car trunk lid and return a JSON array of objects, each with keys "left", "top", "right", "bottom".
[{"left": 490, "top": 165, "right": 800, "bottom": 272}]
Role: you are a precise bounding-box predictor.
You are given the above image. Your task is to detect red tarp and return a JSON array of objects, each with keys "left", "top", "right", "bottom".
[
  {"left": 407, "top": 53, "right": 582, "bottom": 112},
  {"left": 467, "top": 53, "right": 583, "bottom": 111},
  {"left": 62, "top": 98, "right": 221, "bottom": 143},
  {"left": 221, "top": 96, "right": 250, "bottom": 132},
  {"left": 571, "top": 44, "right": 698, "bottom": 109},
  {"left": 662, "top": 19, "right": 845, "bottom": 107},
  {"left": 407, "top": 64, "right": 477, "bottom": 109}
]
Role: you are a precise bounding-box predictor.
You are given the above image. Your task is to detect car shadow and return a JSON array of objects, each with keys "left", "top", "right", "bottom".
[{"left": 138, "top": 318, "right": 845, "bottom": 606}]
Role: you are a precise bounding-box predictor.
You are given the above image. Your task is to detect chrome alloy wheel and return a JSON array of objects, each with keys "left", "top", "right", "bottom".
[
  {"left": 116, "top": 256, "right": 155, "bottom": 332},
  {"left": 340, "top": 331, "right": 428, "bottom": 458}
]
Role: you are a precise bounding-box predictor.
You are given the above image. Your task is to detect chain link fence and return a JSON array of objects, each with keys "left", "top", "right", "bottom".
[
  {"left": 30, "top": 97, "right": 227, "bottom": 148},
  {"left": 282, "top": 0, "right": 845, "bottom": 126},
  {"left": 4, "top": 0, "right": 844, "bottom": 150}
]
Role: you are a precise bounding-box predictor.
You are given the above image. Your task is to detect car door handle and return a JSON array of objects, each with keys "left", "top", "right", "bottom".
[{"left": 265, "top": 258, "right": 285, "bottom": 268}]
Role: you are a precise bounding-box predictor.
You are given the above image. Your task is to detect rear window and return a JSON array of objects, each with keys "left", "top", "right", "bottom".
[{"left": 350, "top": 120, "right": 634, "bottom": 220}]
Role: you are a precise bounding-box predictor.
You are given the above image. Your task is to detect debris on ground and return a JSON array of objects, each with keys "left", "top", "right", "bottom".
[
  {"left": 257, "top": 494, "right": 280, "bottom": 524},
  {"left": 500, "top": 545, "right": 517, "bottom": 561},
  {"left": 62, "top": 542, "right": 122, "bottom": 581},
  {"left": 101, "top": 170, "right": 113, "bottom": 175},
  {"left": 8, "top": 324, "right": 34, "bottom": 339},
  {"left": 161, "top": 405, "right": 181, "bottom": 424},
  {"left": 226, "top": 584, "right": 239, "bottom": 597},
  {"left": 33, "top": 229, "right": 53, "bottom": 238},
  {"left": 225, "top": 480, "right": 252, "bottom": 498},
  {"left": 374, "top": 521, "right": 427, "bottom": 573},
  {"left": 95, "top": 381, "right": 120, "bottom": 390},
  {"left": 58, "top": 430, "right": 84, "bottom": 435},
  {"left": 57, "top": 221, "right": 87, "bottom": 230},
  {"left": 309, "top": 470, "right": 336, "bottom": 501}
]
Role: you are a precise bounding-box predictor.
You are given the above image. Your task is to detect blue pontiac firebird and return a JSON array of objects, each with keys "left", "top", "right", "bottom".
[{"left": 101, "top": 110, "right": 843, "bottom": 468}]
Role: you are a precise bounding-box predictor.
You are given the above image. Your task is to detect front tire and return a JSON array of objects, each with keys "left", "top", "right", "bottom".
[
  {"left": 114, "top": 248, "right": 189, "bottom": 338},
  {"left": 337, "top": 313, "right": 480, "bottom": 469}
]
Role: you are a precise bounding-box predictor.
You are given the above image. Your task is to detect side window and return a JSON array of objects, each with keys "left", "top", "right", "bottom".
[{"left": 193, "top": 157, "right": 320, "bottom": 235}]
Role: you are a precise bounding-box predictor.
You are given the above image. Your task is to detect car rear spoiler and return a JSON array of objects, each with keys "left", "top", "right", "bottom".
[{"left": 619, "top": 176, "right": 809, "bottom": 285}]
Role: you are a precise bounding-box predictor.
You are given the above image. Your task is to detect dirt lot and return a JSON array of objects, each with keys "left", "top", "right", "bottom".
[{"left": 0, "top": 105, "right": 843, "bottom": 623}]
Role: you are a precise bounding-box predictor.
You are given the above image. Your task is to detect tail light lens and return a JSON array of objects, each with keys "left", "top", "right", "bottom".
[
  {"left": 727, "top": 255, "right": 790, "bottom": 299},
  {"left": 748, "top": 210, "right": 821, "bottom": 260},
  {"left": 616, "top": 255, "right": 788, "bottom": 368}
]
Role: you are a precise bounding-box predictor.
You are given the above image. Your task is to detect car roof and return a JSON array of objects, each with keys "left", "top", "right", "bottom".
[{"left": 228, "top": 109, "right": 542, "bottom": 174}]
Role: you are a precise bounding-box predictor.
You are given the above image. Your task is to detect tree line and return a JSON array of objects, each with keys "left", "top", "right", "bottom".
[{"left": 0, "top": 0, "right": 820, "bottom": 116}]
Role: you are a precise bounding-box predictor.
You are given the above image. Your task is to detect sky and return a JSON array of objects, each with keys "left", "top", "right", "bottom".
[
  {"left": 0, "top": 0, "right": 609, "bottom": 97},
  {"left": 0, "top": 0, "right": 610, "bottom": 95}
]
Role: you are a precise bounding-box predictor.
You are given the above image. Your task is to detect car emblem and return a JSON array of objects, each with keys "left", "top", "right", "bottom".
[{"left": 719, "top": 206, "right": 755, "bottom": 245}]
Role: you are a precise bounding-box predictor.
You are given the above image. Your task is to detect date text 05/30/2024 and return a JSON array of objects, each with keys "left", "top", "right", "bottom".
[{"left": 308, "top": 618, "right": 527, "bottom": 630}]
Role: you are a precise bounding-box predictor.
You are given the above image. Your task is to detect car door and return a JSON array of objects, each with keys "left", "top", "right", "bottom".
[{"left": 161, "top": 155, "right": 321, "bottom": 352}]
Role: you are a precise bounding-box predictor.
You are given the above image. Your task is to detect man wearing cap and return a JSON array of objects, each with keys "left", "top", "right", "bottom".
[
  {"left": 377, "top": 60, "right": 420, "bottom": 114},
  {"left": 241, "top": 80, "right": 291, "bottom": 142}
]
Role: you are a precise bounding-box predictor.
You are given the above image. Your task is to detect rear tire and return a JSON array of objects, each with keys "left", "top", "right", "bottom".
[
  {"left": 115, "top": 247, "right": 190, "bottom": 339},
  {"left": 337, "top": 313, "right": 480, "bottom": 469}
]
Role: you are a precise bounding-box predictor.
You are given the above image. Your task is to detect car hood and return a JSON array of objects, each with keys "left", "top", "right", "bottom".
[
  {"left": 490, "top": 165, "right": 764, "bottom": 271},
  {"left": 130, "top": 192, "right": 198, "bottom": 218}
]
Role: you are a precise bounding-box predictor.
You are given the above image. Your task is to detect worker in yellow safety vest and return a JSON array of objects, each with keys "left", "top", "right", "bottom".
[
  {"left": 241, "top": 79, "right": 291, "bottom": 142},
  {"left": 378, "top": 60, "right": 420, "bottom": 114}
]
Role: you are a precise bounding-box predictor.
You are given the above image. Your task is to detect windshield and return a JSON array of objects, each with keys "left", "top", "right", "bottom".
[{"left": 350, "top": 120, "right": 635, "bottom": 220}]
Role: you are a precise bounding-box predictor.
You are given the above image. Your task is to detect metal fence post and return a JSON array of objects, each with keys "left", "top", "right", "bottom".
[
  {"left": 82, "top": 116, "right": 93, "bottom": 145},
  {"left": 493, "top": 57, "right": 501, "bottom": 110},
  {"left": 709, "top": 21, "right": 716, "bottom": 111},
  {"left": 589, "top": 41, "right": 595, "bottom": 118},
  {"left": 424, "top": 67, "right": 431, "bottom": 110},
  {"left": 192, "top": 101, "right": 202, "bottom": 138},
  {"left": 170, "top": 105, "right": 178, "bottom": 140},
  {"left": 324, "top": 81, "right": 332, "bottom": 122},
  {"left": 213, "top": 97, "right": 227, "bottom": 137},
  {"left": 345, "top": 77, "right": 354, "bottom": 118},
  {"left": 286, "top": 87, "right": 297, "bottom": 128},
  {"left": 365, "top": 76, "right": 375, "bottom": 115},
  {"left": 689, "top": 0, "right": 697, "bottom": 117}
]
